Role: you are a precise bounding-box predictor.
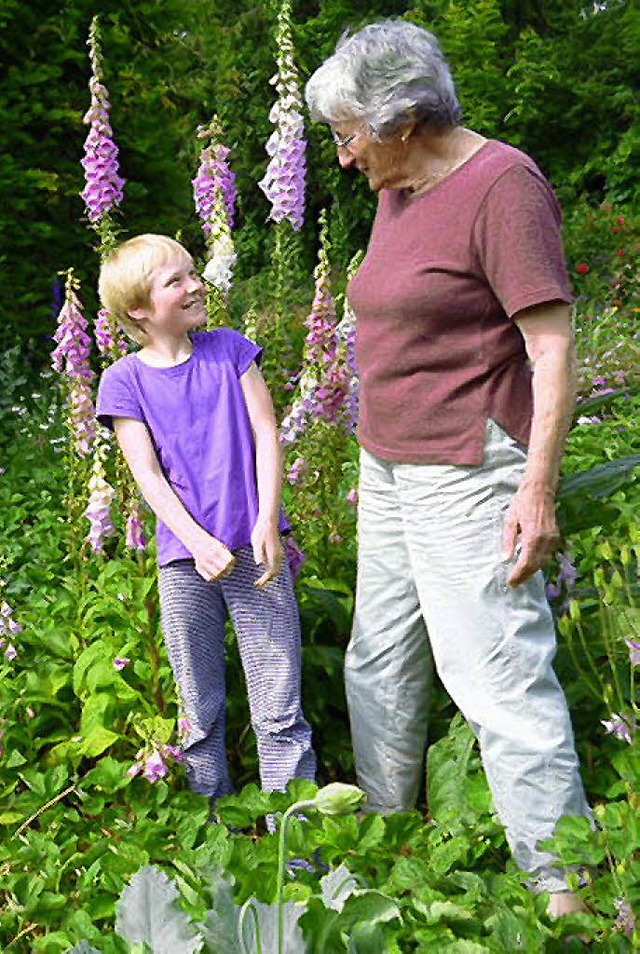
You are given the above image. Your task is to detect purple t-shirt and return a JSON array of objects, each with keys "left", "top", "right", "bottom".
[{"left": 96, "top": 328, "right": 288, "bottom": 566}]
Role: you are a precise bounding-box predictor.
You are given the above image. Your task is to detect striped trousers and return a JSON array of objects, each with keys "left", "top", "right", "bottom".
[{"left": 158, "top": 547, "right": 316, "bottom": 798}]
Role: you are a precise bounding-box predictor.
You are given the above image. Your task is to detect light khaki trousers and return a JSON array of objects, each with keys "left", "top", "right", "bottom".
[{"left": 346, "top": 420, "right": 590, "bottom": 892}]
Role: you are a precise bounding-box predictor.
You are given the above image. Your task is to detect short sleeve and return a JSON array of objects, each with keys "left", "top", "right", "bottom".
[
  {"left": 473, "top": 164, "right": 573, "bottom": 318},
  {"left": 219, "top": 328, "right": 263, "bottom": 377},
  {"left": 96, "top": 360, "right": 144, "bottom": 430}
]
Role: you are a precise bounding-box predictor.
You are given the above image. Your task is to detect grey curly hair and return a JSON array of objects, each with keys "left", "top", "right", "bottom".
[{"left": 305, "top": 19, "right": 462, "bottom": 139}]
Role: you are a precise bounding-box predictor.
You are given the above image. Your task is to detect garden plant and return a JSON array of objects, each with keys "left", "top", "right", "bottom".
[{"left": 0, "top": 1, "right": 639, "bottom": 951}]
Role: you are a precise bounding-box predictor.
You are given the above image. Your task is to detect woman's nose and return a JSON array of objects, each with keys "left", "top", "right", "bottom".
[{"left": 338, "top": 150, "right": 356, "bottom": 169}]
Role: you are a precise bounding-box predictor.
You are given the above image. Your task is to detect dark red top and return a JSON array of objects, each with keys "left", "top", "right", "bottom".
[{"left": 348, "top": 140, "right": 573, "bottom": 465}]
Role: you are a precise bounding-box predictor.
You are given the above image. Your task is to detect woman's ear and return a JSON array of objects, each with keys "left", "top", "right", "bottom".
[{"left": 400, "top": 118, "right": 418, "bottom": 143}]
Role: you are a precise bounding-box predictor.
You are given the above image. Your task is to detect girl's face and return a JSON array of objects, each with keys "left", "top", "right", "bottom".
[
  {"left": 331, "top": 118, "right": 409, "bottom": 192},
  {"left": 133, "top": 253, "right": 206, "bottom": 338}
]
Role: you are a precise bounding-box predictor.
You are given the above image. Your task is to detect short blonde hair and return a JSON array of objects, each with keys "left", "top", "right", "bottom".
[{"left": 98, "top": 234, "right": 191, "bottom": 343}]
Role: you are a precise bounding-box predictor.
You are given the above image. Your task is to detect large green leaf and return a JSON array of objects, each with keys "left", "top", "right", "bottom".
[{"left": 557, "top": 454, "right": 640, "bottom": 534}]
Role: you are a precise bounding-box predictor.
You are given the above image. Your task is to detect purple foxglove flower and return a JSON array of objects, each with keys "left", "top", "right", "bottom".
[
  {"left": 193, "top": 127, "right": 237, "bottom": 234},
  {"left": 126, "top": 762, "right": 142, "bottom": 778},
  {"left": 69, "top": 378, "right": 97, "bottom": 457},
  {"left": 52, "top": 278, "right": 94, "bottom": 381},
  {"left": 287, "top": 456, "right": 307, "bottom": 484},
  {"left": 280, "top": 215, "right": 354, "bottom": 443},
  {"left": 626, "top": 639, "right": 640, "bottom": 667},
  {"left": 85, "top": 440, "right": 116, "bottom": 552},
  {"left": 143, "top": 750, "right": 168, "bottom": 782},
  {"left": 346, "top": 488, "right": 358, "bottom": 507},
  {"left": 337, "top": 296, "right": 360, "bottom": 432},
  {"left": 113, "top": 657, "right": 130, "bottom": 671},
  {"left": 602, "top": 712, "right": 633, "bottom": 744},
  {"left": 178, "top": 716, "right": 192, "bottom": 739},
  {"left": 545, "top": 581, "right": 562, "bottom": 601},
  {"left": 162, "top": 744, "right": 185, "bottom": 762},
  {"left": 194, "top": 120, "right": 237, "bottom": 298},
  {"left": 4, "top": 644, "right": 17, "bottom": 661},
  {"left": 258, "top": 0, "right": 306, "bottom": 230},
  {"left": 285, "top": 535, "right": 306, "bottom": 581},
  {"left": 125, "top": 502, "right": 148, "bottom": 551},
  {"left": 80, "top": 20, "right": 125, "bottom": 224},
  {"left": 614, "top": 897, "right": 636, "bottom": 937},
  {"left": 558, "top": 552, "right": 578, "bottom": 588},
  {"left": 52, "top": 275, "right": 97, "bottom": 457},
  {"left": 95, "top": 308, "right": 128, "bottom": 357}
]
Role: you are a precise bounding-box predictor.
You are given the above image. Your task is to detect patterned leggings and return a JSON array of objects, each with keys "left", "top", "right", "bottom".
[{"left": 158, "top": 547, "right": 316, "bottom": 798}]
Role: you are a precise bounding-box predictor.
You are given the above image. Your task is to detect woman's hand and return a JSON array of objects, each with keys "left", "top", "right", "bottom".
[
  {"left": 251, "top": 518, "right": 284, "bottom": 587},
  {"left": 192, "top": 533, "right": 236, "bottom": 582},
  {"left": 502, "top": 480, "right": 560, "bottom": 587}
]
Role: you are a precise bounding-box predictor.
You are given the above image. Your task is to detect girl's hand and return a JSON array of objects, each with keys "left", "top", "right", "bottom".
[
  {"left": 251, "top": 519, "right": 284, "bottom": 587},
  {"left": 192, "top": 534, "right": 236, "bottom": 582}
]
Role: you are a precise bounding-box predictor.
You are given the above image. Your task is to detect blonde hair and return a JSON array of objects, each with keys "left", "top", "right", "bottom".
[{"left": 98, "top": 234, "right": 191, "bottom": 343}]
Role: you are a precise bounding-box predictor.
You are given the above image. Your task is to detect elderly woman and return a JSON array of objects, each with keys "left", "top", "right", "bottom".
[{"left": 305, "top": 19, "right": 590, "bottom": 915}]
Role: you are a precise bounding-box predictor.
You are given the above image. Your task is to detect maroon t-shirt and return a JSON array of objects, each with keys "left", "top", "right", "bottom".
[{"left": 348, "top": 139, "right": 573, "bottom": 465}]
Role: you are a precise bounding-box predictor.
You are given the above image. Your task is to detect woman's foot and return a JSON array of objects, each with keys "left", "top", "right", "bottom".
[{"left": 547, "top": 891, "right": 587, "bottom": 918}]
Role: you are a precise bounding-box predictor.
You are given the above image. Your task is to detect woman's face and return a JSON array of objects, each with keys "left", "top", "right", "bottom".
[{"left": 331, "top": 119, "right": 409, "bottom": 192}]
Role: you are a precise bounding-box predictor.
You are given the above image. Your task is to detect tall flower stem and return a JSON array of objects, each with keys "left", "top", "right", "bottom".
[
  {"left": 274, "top": 785, "right": 365, "bottom": 954},
  {"left": 259, "top": 0, "right": 306, "bottom": 232},
  {"left": 275, "top": 799, "right": 314, "bottom": 954},
  {"left": 194, "top": 117, "right": 237, "bottom": 327},
  {"left": 82, "top": 17, "right": 125, "bottom": 256}
]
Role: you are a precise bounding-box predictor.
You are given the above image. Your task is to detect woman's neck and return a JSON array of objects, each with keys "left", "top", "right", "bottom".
[{"left": 402, "top": 126, "right": 487, "bottom": 195}]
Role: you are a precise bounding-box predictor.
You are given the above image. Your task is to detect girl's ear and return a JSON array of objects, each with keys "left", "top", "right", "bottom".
[{"left": 128, "top": 306, "right": 148, "bottom": 322}]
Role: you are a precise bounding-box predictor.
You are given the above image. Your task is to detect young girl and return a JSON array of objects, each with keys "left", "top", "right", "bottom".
[{"left": 96, "top": 233, "right": 316, "bottom": 803}]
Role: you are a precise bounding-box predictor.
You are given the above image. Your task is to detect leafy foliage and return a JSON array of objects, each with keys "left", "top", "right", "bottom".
[{"left": 1, "top": 2, "right": 639, "bottom": 950}]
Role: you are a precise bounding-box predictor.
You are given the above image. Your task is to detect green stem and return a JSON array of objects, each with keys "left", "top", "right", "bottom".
[
  {"left": 567, "top": 616, "right": 607, "bottom": 701},
  {"left": 599, "top": 603, "right": 627, "bottom": 712},
  {"left": 276, "top": 799, "right": 315, "bottom": 954}
]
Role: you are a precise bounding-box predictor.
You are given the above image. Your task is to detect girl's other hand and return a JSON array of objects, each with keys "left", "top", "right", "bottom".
[{"left": 251, "top": 519, "right": 284, "bottom": 587}]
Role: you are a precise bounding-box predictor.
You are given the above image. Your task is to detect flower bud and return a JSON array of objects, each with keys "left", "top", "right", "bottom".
[{"left": 309, "top": 782, "right": 366, "bottom": 816}]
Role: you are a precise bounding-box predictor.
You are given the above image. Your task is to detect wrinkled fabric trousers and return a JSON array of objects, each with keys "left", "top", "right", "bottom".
[
  {"left": 346, "top": 420, "right": 590, "bottom": 892},
  {"left": 159, "top": 548, "right": 316, "bottom": 799}
]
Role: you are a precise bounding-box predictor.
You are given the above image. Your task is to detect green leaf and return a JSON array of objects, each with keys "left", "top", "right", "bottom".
[
  {"left": 337, "top": 890, "right": 402, "bottom": 931},
  {"left": 81, "top": 757, "right": 131, "bottom": 792},
  {"left": 4, "top": 749, "right": 28, "bottom": 768},
  {"left": 80, "top": 727, "right": 120, "bottom": 758},
  {"left": 346, "top": 920, "right": 388, "bottom": 953},
  {"left": 427, "top": 713, "right": 492, "bottom": 829}
]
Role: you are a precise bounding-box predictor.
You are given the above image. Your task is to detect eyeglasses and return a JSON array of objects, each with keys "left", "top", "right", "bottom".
[{"left": 332, "top": 130, "right": 359, "bottom": 151}]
